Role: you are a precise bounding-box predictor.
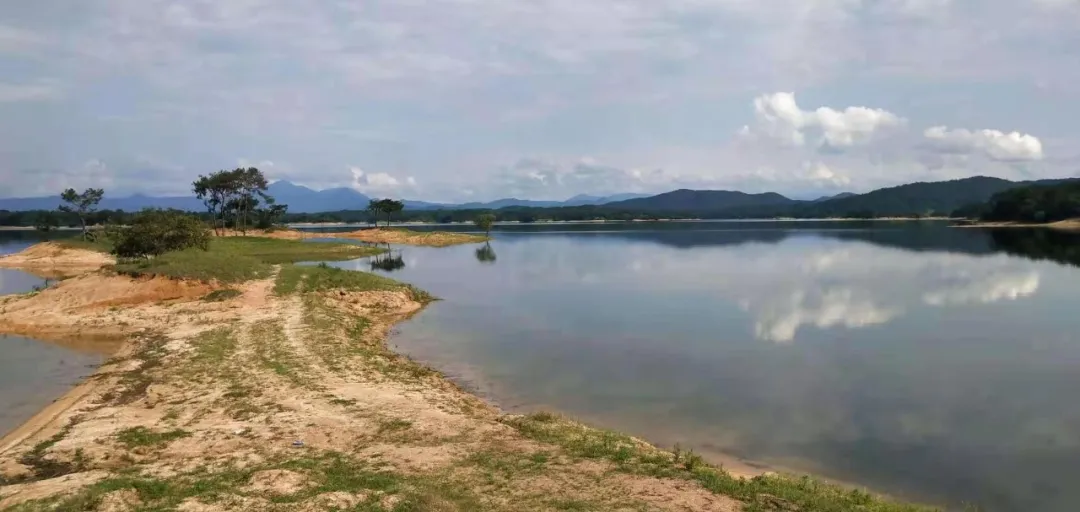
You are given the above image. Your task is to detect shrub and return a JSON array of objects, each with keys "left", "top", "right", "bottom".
[{"left": 111, "top": 209, "right": 211, "bottom": 259}]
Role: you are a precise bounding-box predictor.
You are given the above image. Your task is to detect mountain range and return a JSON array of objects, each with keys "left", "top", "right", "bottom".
[
  {"left": 1, "top": 176, "right": 1076, "bottom": 217},
  {"left": 0, "top": 182, "right": 651, "bottom": 213}
]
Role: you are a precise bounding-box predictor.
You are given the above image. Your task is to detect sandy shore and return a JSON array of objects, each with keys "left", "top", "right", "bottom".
[
  {"left": 0, "top": 244, "right": 773, "bottom": 511},
  {"left": 323, "top": 228, "right": 489, "bottom": 247},
  {"left": 954, "top": 219, "right": 1080, "bottom": 230},
  {"left": 0, "top": 242, "right": 116, "bottom": 278}
]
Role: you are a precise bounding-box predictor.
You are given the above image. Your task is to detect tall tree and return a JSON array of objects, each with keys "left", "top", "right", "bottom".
[
  {"left": 193, "top": 171, "right": 237, "bottom": 235},
  {"left": 58, "top": 188, "right": 104, "bottom": 240},
  {"left": 376, "top": 199, "right": 404, "bottom": 226},
  {"left": 473, "top": 213, "right": 496, "bottom": 236},
  {"left": 367, "top": 199, "right": 383, "bottom": 226}
]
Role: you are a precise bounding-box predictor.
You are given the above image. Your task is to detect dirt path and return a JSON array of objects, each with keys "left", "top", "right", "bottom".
[{"left": 0, "top": 269, "right": 745, "bottom": 511}]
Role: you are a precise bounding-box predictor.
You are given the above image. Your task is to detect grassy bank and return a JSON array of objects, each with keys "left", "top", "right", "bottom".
[
  {"left": 1, "top": 240, "right": 940, "bottom": 511},
  {"left": 56, "top": 236, "right": 384, "bottom": 283}
]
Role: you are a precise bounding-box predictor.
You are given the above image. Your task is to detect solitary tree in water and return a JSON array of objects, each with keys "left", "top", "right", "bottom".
[
  {"left": 58, "top": 188, "right": 104, "bottom": 240},
  {"left": 473, "top": 213, "right": 496, "bottom": 236}
]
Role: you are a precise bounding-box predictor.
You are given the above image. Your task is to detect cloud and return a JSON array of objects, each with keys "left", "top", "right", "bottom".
[
  {"left": 349, "top": 167, "right": 417, "bottom": 197},
  {"left": 1, "top": 0, "right": 1079, "bottom": 200},
  {"left": 741, "top": 92, "right": 906, "bottom": 149},
  {"left": 923, "top": 127, "right": 1045, "bottom": 161},
  {"left": 0, "top": 82, "right": 63, "bottom": 102}
]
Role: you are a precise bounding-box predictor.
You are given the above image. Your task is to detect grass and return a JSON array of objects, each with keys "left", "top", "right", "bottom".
[
  {"left": 505, "top": 413, "right": 939, "bottom": 512},
  {"left": 275, "top": 262, "right": 434, "bottom": 302},
  {"left": 113, "top": 237, "right": 382, "bottom": 284},
  {"left": 6, "top": 451, "right": 487, "bottom": 512},
  {"left": 250, "top": 320, "right": 314, "bottom": 388},
  {"left": 10, "top": 422, "right": 84, "bottom": 482},
  {"left": 115, "top": 427, "right": 192, "bottom": 449},
  {"left": 54, "top": 237, "right": 113, "bottom": 253},
  {"left": 201, "top": 288, "right": 242, "bottom": 301}
]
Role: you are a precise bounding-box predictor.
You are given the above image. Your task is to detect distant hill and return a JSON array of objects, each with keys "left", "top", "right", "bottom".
[
  {"left": 4, "top": 177, "right": 1077, "bottom": 218},
  {"left": 404, "top": 192, "right": 651, "bottom": 210},
  {"left": 813, "top": 192, "right": 855, "bottom": 202},
  {"left": 799, "top": 176, "right": 1070, "bottom": 217},
  {"left": 605, "top": 189, "right": 795, "bottom": 213},
  {"left": 0, "top": 181, "right": 371, "bottom": 214},
  {"left": 265, "top": 181, "right": 370, "bottom": 213}
]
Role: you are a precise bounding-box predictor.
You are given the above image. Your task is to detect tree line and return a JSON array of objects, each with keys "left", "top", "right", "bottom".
[{"left": 7, "top": 167, "right": 294, "bottom": 259}]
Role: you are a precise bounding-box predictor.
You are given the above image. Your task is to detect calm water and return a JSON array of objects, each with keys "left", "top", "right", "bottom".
[
  {"left": 0, "top": 233, "right": 104, "bottom": 437},
  {"left": 317, "top": 222, "right": 1080, "bottom": 512}
]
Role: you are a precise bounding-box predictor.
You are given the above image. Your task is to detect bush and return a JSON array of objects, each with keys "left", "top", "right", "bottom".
[{"left": 111, "top": 209, "right": 211, "bottom": 259}]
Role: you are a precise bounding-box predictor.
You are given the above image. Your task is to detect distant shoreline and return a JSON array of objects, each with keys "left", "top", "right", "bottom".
[{"left": 954, "top": 219, "right": 1080, "bottom": 230}]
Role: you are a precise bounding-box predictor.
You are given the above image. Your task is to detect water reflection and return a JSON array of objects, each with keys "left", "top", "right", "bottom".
[
  {"left": 369, "top": 251, "right": 406, "bottom": 272},
  {"left": 348, "top": 225, "right": 1080, "bottom": 511},
  {"left": 989, "top": 228, "right": 1080, "bottom": 268},
  {"left": 474, "top": 243, "right": 497, "bottom": 265}
]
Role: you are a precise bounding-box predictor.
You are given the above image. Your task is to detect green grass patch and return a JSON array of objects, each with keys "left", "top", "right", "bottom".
[
  {"left": 250, "top": 320, "right": 313, "bottom": 388},
  {"left": 274, "top": 263, "right": 433, "bottom": 302},
  {"left": 114, "top": 237, "right": 381, "bottom": 284},
  {"left": 54, "top": 237, "right": 113, "bottom": 253},
  {"left": 115, "top": 427, "right": 192, "bottom": 449},
  {"left": 191, "top": 326, "right": 237, "bottom": 365},
  {"left": 9, "top": 422, "right": 85, "bottom": 483},
  {"left": 201, "top": 288, "right": 242, "bottom": 302},
  {"left": 506, "top": 413, "right": 939, "bottom": 512}
]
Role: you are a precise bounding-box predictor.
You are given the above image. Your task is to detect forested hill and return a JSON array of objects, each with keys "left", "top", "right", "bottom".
[
  {"left": 799, "top": 176, "right": 1022, "bottom": 217},
  {"left": 604, "top": 189, "right": 795, "bottom": 212},
  {"left": 4, "top": 175, "right": 1079, "bottom": 226}
]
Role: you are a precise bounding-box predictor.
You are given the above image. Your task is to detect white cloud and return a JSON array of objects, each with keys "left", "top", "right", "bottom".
[
  {"left": 0, "top": 82, "right": 63, "bottom": 103},
  {"left": 349, "top": 166, "right": 417, "bottom": 196},
  {"left": 923, "top": 126, "right": 1044, "bottom": 161},
  {"left": 742, "top": 92, "right": 905, "bottom": 148}
]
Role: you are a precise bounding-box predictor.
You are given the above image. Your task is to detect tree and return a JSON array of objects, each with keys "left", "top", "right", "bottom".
[
  {"left": 34, "top": 212, "right": 59, "bottom": 233},
  {"left": 473, "top": 213, "right": 496, "bottom": 236},
  {"left": 375, "top": 199, "right": 404, "bottom": 226},
  {"left": 254, "top": 198, "right": 289, "bottom": 229},
  {"left": 367, "top": 199, "right": 383, "bottom": 226},
  {"left": 110, "top": 209, "right": 210, "bottom": 259},
  {"left": 194, "top": 167, "right": 273, "bottom": 235},
  {"left": 59, "top": 188, "right": 104, "bottom": 240},
  {"left": 193, "top": 171, "right": 237, "bottom": 235}
]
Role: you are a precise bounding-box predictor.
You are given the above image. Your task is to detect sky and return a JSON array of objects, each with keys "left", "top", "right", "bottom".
[{"left": 1, "top": 0, "right": 1079, "bottom": 202}]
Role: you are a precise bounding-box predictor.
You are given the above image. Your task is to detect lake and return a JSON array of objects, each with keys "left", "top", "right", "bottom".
[
  {"left": 0, "top": 233, "right": 105, "bottom": 438},
  {"left": 318, "top": 222, "right": 1080, "bottom": 512}
]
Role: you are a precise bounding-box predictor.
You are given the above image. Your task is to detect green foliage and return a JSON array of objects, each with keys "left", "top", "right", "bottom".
[
  {"left": 115, "top": 427, "right": 192, "bottom": 448},
  {"left": 473, "top": 213, "right": 496, "bottom": 234},
  {"left": 114, "top": 237, "right": 375, "bottom": 283},
  {"left": 982, "top": 180, "right": 1080, "bottom": 223},
  {"left": 193, "top": 167, "right": 283, "bottom": 234},
  {"left": 368, "top": 198, "right": 406, "bottom": 226},
  {"left": 274, "top": 263, "right": 433, "bottom": 302},
  {"left": 58, "top": 187, "right": 105, "bottom": 239},
  {"left": 201, "top": 289, "right": 242, "bottom": 302},
  {"left": 34, "top": 211, "right": 59, "bottom": 232},
  {"left": 507, "top": 413, "right": 937, "bottom": 512},
  {"left": 110, "top": 208, "right": 210, "bottom": 259}
]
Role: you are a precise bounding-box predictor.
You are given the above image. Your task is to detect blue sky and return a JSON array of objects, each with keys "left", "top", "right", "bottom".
[{"left": 2, "top": 0, "right": 1078, "bottom": 202}]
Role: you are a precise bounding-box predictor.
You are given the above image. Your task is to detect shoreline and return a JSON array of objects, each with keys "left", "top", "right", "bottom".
[
  {"left": 0, "top": 242, "right": 936, "bottom": 511},
  {"left": 953, "top": 218, "right": 1080, "bottom": 230}
]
